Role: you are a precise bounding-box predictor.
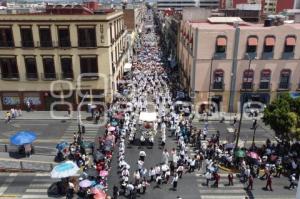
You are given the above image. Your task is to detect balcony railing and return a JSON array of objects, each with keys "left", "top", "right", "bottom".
[
  {"left": 261, "top": 52, "right": 273, "bottom": 60},
  {"left": 214, "top": 52, "right": 226, "bottom": 60},
  {"left": 21, "top": 41, "right": 34, "bottom": 48},
  {"left": 41, "top": 73, "right": 57, "bottom": 80},
  {"left": 78, "top": 40, "right": 96, "bottom": 48},
  {"left": 258, "top": 82, "right": 271, "bottom": 90},
  {"left": 80, "top": 73, "right": 99, "bottom": 80},
  {"left": 61, "top": 72, "right": 73, "bottom": 80},
  {"left": 1, "top": 73, "right": 19, "bottom": 80},
  {"left": 26, "top": 73, "right": 38, "bottom": 80},
  {"left": 58, "top": 40, "right": 71, "bottom": 48},
  {"left": 241, "top": 82, "right": 254, "bottom": 90},
  {"left": 38, "top": 41, "right": 54, "bottom": 48},
  {"left": 278, "top": 82, "right": 291, "bottom": 90},
  {"left": 282, "top": 52, "right": 295, "bottom": 60},
  {"left": 211, "top": 82, "right": 224, "bottom": 91},
  {"left": 0, "top": 41, "right": 14, "bottom": 48}
]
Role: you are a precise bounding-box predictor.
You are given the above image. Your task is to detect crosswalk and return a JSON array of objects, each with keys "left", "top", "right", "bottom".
[
  {"left": 60, "top": 120, "right": 101, "bottom": 143},
  {"left": 194, "top": 172, "right": 247, "bottom": 199},
  {"left": 0, "top": 172, "right": 63, "bottom": 199}
]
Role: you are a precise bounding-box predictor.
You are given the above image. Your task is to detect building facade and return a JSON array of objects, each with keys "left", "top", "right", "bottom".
[
  {"left": 157, "top": 0, "right": 219, "bottom": 11},
  {"left": 0, "top": 7, "right": 127, "bottom": 110},
  {"left": 178, "top": 18, "right": 300, "bottom": 112}
]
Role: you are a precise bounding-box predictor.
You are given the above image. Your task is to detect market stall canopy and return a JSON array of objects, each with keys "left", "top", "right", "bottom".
[
  {"left": 139, "top": 112, "right": 157, "bottom": 122},
  {"left": 124, "top": 63, "right": 132, "bottom": 73}
]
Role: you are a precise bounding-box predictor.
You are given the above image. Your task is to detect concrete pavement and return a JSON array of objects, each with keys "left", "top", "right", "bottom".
[{"left": 0, "top": 111, "right": 91, "bottom": 120}]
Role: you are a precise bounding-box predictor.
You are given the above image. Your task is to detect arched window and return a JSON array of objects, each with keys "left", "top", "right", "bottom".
[
  {"left": 259, "top": 69, "right": 271, "bottom": 89},
  {"left": 242, "top": 69, "right": 254, "bottom": 90},
  {"left": 284, "top": 36, "right": 296, "bottom": 56},
  {"left": 215, "top": 36, "right": 227, "bottom": 53},
  {"left": 246, "top": 36, "right": 258, "bottom": 53},
  {"left": 263, "top": 36, "right": 275, "bottom": 53},
  {"left": 212, "top": 69, "right": 224, "bottom": 90},
  {"left": 279, "top": 69, "right": 291, "bottom": 90}
]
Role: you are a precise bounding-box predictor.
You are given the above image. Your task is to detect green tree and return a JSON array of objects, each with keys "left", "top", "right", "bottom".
[{"left": 263, "top": 93, "right": 299, "bottom": 141}]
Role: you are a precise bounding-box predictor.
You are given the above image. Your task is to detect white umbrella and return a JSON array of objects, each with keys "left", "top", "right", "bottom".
[{"left": 51, "top": 161, "right": 80, "bottom": 178}]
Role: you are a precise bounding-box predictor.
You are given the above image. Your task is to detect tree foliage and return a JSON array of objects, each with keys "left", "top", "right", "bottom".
[{"left": 263, "top": 93, "right": 300, "bottom": 141}]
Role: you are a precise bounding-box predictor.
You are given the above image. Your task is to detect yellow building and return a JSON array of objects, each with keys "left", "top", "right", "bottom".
[{"left": 0, "top": 7, "right": 128, "bottom": 110}]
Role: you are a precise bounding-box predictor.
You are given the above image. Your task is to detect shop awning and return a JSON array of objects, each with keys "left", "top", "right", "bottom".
[
  {"left": 265, "top": 37, "right": 275, "bottom": 46},
  {"left": 217, "top": 37, "right": 227, "bottom": 46},
  {"left": 124, "top": 63, "right": 132, "bottom": 72},
  {"left": 286, "top": 37, "right": 296, "bottom": 46},
  {"left": 248, "top": 37, "right": 258, "bottom": 46}
]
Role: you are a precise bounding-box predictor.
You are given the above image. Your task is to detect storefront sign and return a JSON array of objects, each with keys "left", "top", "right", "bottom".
[
  {"left": 23, "top": 97, "right": 41, "bottom": 105},
  {"left": 2, "top": 96, "right": 20, "bottom": 105}
]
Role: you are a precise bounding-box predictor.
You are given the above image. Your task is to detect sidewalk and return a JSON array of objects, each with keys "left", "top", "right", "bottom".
[
  {"left": 194, "top": 112, "right": 263, "bottom": 122},
  {"left": 0, "top": 111, "right": 91, "bottom": 120},
  {"left": 0, "top": 152, "right": 56, "bottom": 172}
]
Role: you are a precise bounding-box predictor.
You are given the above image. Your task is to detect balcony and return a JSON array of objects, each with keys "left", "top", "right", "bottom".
[
  {"left": 214, "top": 52, "right": 226, "bottom": 60},
  {"left": 21, "top": 41, "right": 34, "bottom": 48},
  {"left": 281, "top": 52, "right": 295, "bottom": 60},
  {"left": 38, "top": 41, "right": 54, "bottom": 48},
  {"left": 278, "top": 82, "right": 291, "bottom": 91},
  {"left": 58, "top": 40, "right": 71, "bottom": 48},
  {"left": 241, "top": 82, "right": 254, "bottom": 91},
  {"left": 78, "top": 41, "right": 96, "bottom": 48},
  {"left": 41, "top": 73, "right": 57, "bottom": 80},
  {"left": 0, "top": 41, "right": 14, "bottom": 48},
  {"left": 211, "top": 82, "right": 224, "bottom": 91},
  {"left": 258, "top": 82, "right": 271, "bottom": 90},
  {"left": 261, "top": 52, "right": 273, "bottom": 60},
  {"left": 61, "top": 72, "right": 73, "bottom": 80},
  {"left": 1, "top": 73, "right": 19, "bottom": 80},
  {"left": 80, "top": 73, "right": 99, "bottom": 81},
  {"left": 26, "top": 73, "right": 38, "bottom": 80}
]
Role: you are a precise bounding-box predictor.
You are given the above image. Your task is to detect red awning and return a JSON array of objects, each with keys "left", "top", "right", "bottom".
[
  {"left": 286, "top": 37, "right": 296, "bottom": 46},
  {"left": 265, "top": 37, "right": 275, "bottom": 46},
  {"left": 217, "top": 37, "right": 227, "bottom": 46},
  {"left": 248, "top": 37, "right": 258, "bottom": 46}
]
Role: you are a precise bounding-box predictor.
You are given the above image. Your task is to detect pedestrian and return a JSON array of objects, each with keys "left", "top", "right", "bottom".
[
  {"left": 155, "top": 174, "right": 162, "bottom": 188},
  {"left": 205, "top": 171, "right": 211, "bottom": 187},
  {"left": 228, "top": 172, "right": 234, "bottom": 186},
  {"left": 247, "top": 175, "right": 253, "bottom": 190},
  {"left": 139, "top": 150, "right": 146, "bottom": 161},
  {"left": 172, "top": 173, "right": 178, "bottom": 191},
  {"left": 177, "top": 165, "right": 184, "bottom": 178},
  {"left": 213, "top": 173, "right": 220, "bottom": 188},
  {"left": 142, "top": 179, "right": 149, "bottom": 193},
  {"left": 265, "top": 174, "right": 273, "bottom": 191},
  {"left": 288, "top": 173, "right": 296, "bottom": 190},
  {"left": 5, "top": 111, "right": 11, "bottom": 123},
  {"left": 113, "top": 185, "right": 119, "bottom": 199},
  {"left": 149, "top": 167, "right": 155, "bottom": 182},
  {"left": 233, "top": 114, "right": 237, "bottom": 126},
  {"left": 162, "top": 149, "right": 169, "bottom": 165}
]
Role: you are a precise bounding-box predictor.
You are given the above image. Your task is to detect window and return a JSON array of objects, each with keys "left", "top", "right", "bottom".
[
  {"left": 20, "top": 27, "right": 34, "bottom": 48},
  {"left": 80, "top": 57, "right": 98, "bottom": 76},
  {"left": 24, "top": 57, "right": 38, "bottom": 79},
  {"left": 215, "top": 37, "right": 226, "bottom": 53},
  {"left": 279, "top": 69, "right": 291, "bottom": 89},
  {"left": 0, "top": 28, "right": 14, "bottom": 47},
  {"left": 263, "top": 36, "right": 275, "bottom": 53},
  {"left": 110, "top": 23, "right": 113, "bottom": 43},
  {"left": 78, "top": 27, "right": 96, "bottom": 47},
  {"left": 61, "top": 57, "right": 73, "bottom": 79},
  {"left": 0, "top": 57, "right": 19, "bottom": 79},
  {"left": 284, "top": 36, "right": 296, "bottom": 53},
  {"left": 242, "top": 69, "right": 254, "bottom": 89},
  {"left": 58, "top": 28, "right": 71, "bottom": 47},
  {"left": 259, "top": 69, "right": 271, "bottom": 89},
  {"left": 246, "top": 36, "right": 258, "bottom": 53},
  {"left": 42, "top": 57, "right": 56, "bottom": 79},
  {"left": 39, "top": 27, "right": 52, "bottom": 47},
  {"left": 212, "top": 69, "right": 224, "bottom": 90}
]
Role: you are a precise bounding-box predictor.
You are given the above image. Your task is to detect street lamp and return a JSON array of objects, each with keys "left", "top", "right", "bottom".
[
  {"left": 77, "top": 92, "right": 89, "bottom": 138},
  {"left": 207, "top": 58, "right": 214, "bottom": 116},
  {"left": 252, "top": 123, "right": 258, "bottom": 146},
  {"left": 234, "top": 53, "right": 256, "bottom": 151}
]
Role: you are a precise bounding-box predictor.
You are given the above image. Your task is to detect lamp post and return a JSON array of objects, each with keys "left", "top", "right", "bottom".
[
  {"left": 207, "top": 58, "right": 214, "bottom": 116},
  {"left": 235, "top": 53, "right": 255, "bottom": 151},
  {"left": 77, "top": 92, "right": 88, "bottom": 139},
  {"left": 252, "top": 123, "right": 258, "bottom": 146}
]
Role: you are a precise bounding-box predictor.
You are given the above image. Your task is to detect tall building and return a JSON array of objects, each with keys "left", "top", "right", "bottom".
[
  {"left": 0, "top": 5, "right": 128, "bottom": 110},
  {"left": 178, "top": 17, "right": 300, "bottom": 112}
]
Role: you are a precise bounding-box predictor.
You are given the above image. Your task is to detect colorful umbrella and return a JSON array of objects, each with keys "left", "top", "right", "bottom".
[
  {"left": 91, "top": 187, "right": 102, "bottom": 195},
  {"left": 247, "top": 152, "right": 259, "bottom": 160},
  {"left": 51, "top": 161, "right": 79, "bottom": 178},
  {"left": 235, "top": 149, "right": 246, "bottom": 158},
  {"left": 107, "top": 126, "right": 115, "bottom": 132},
  {"left": 93, "top": 190, "right": 106, "bottom": 199},
  {"left": 56, "top": 141, "right": 69, "bottom": 151},
  {"left": 79, "top": 179, "right": 92, "bottom": 188},
  {"left": 99, "top": 170, "right": 108, "bottom": 177},
  {"left": 10, "top": 131, "right": 37, "bottom": 145}
]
